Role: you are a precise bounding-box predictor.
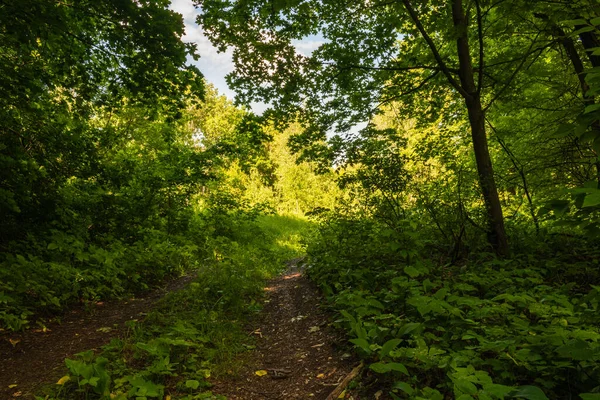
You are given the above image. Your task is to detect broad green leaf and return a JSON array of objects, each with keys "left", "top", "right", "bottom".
[
  {"left": 582, "top": 192, "right": 600, "bottom": 208},
  {"left": 398, "top": 322, "right": 421, "bottom": 336},
  {"left": 573, "top": 26, "right": 597, "bottom": 35},
  {"left": 370, "top": 362, "right": 408, "bottom": 375},
  {"left": 556, "top": 339, "right": 594, "bottom": 360},
  {"left": 562, "top": 19, "right": 588, "bottom": 26},
  {"left": 482, "top": 383, "right": 514, "bottom": 398},
  {"left": 185, "top": 380, "right": 200, "bottom": 389},
  {"left": 388, "top": 363, "right": 409, "bottom": 375},
  {"left": 380, "top": 339, "right": 402, "bottom": 357},
  {"left": 392, "top": 381, "right": 414, "bottom": 395},
  {"left": 404, "top": 265, "right": 421, "bottom": 278},
  {"left": 455, "top": 379, "right": 478, "bottom": 395},
  {"left": 580, "top": 394, "right": 600, "bottom": 400},
  {"left": 349, "top": 338, "right": 372, "bottom": 353},
  {"left": 511, "top": 386, "right": 549, "bottom": 400},
  {"left": 584, "top": 104, "right": 600, "bottom": 114}
]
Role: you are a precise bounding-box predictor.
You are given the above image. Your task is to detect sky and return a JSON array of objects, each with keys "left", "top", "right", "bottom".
[{"left": 169, "top": 0, "right": 325, "bottom": 115}]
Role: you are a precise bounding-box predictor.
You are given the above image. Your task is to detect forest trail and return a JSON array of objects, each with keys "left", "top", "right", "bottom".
[
  {"left": 0, "top": 262, "right": 356, "bottom": 400},
  {"left": 213, "top": 262, "right": 356, "bottom": 400},
  {"left": 0, "top": 274, "right": 196, "bottom": 399}
]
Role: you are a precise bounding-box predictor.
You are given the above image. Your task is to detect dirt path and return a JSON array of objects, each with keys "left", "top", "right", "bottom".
[
  {"left": 0, "top": 274, "right": 195, "bottom": 399},
  {"left": 212, "top": 266, "right": 356, "bottom": 399}
]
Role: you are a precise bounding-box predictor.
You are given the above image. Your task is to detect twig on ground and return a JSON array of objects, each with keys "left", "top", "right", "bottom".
[{"left": 325, "top": 362, "right": 364, "bottom": 400}]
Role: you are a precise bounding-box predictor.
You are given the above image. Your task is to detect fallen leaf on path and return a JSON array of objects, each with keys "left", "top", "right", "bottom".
[
  {"left": 8, "top": 384, "right": 17, "bottom": 389},
  {"left": 255, "top": 370, "right": 268, "bottom": 377},
  {"left": 8, "top": 339, "right": 20, "bottom": 347},
  {"left": 316, "top": 373, "right": 325, "bottom": 379},
  {"left": 96, "top": 327, "right": 112, "bottom": 333},
  {"left": 337, "top": 389, "right": 346, "bottom": 398},
  {"left": 12, "top": 391, "right": 22, "bottom": 397},
  {"left": 375, "top": 390, "right": 383, "bottom": 399},
  {"left": 56, "top": 376, "right": 70, "bottom": 385},
  {"left": 308, "top": 326, "right": 320, "bottom": 333},
  {"left": 311, "top": 343, "right": 324, "bottom": 347}
]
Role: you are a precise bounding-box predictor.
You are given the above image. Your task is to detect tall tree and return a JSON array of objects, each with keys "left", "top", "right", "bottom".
[
  {"left": 198, "top": 0, "right": 559, "bottom": 255},
  {"left": 0, "top": 0, "right": 204, "bottom": 244}
]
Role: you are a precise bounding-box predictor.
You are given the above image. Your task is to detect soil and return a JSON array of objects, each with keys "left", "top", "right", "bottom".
[
  {"left": 212, "top": 262, "right": 357, "bottom": 399},
  {"left": 0, "top": 274, "right": 195, "bottom": 399},
  {"left": 0, "top": 262, "right": 358, "bottom": 400}
]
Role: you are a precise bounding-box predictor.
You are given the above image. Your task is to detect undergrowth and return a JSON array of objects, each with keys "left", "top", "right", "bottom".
[
  {"left": 36, "top": 213, "right": 312, "bottom": 400},
  {"left": 306, "top": 215, "right": 600, "bottom": 400}
]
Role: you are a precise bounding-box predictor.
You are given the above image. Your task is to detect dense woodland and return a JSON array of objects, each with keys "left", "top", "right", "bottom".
[{"left": 1, "top": 0, "right": 600, "bottom": 399}]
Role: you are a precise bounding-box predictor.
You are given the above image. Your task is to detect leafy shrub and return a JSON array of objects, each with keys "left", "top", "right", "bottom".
[{"left": 307, "top": 214, "right": 600, "bottom": 399}]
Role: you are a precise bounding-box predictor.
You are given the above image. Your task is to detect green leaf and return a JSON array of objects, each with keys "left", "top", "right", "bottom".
[
  {"left": 584, "top": 104, "right": 600, "bottom": 114},
  {"left": 562, "top": 19, "right": 588, "bottom": 26},
  {"left": 349, "top": 338, "right": 372, "bottom": 353},
  {"left": 380, "top": 339, "right": 402, "bottom": 358},
  {"left": 370, "top": 362, "right": 408, "bottom": 375},
  {"left": 582, "top": 191, "right": 600, "bottom": 208},
  {"left": 591, "top": 17, "right": 600, "bottom": 26},
  {"left": 580, "top": 394, "right": 600, "bottom": 400},
  {"left": 553, "top": 123, "right": 574, "bottom": 138},
  {"left": 185, "top": 380, "right": 200, "bottom": 390},
  {"left": 388, "top": 362, "right": 409, "bottom": 375},
  {"left": 511, "top": 386, "right": 549, "bottom": 400},
  {"left": 455, "top": 379, "right": 478, "bottom": 395},
  {"left": 404, "top": 265, "right": 421, "bottom": 278},
  {"left": 483, "top": 383, "right": 514, "bottom": 398},
  {"left": 573, "top": 26, "right": 597, "bottom": 35},
  {"left": 398, "top": 322, "right": 421, "bottom": 336},
  {"left": 556, "top": 339, "right": 594, "bottom": 360},
  {"left": 392, "top": 381, "right": 413, "bottom": 395}
]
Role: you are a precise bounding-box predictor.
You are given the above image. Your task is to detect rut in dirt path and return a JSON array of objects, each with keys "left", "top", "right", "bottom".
[
  {"left": 213, "top": 265, "right": 357, "bottom": 400},
  {"left": 0, "top": 274, "right": 195, "bottom": 399}
]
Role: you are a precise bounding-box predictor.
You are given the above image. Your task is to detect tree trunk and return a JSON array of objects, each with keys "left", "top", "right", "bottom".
[
  {"left": 452, "top": 0, "right": 509, "bottom": 255},
  {"left": 575, "top": 26, "right": 600, "bottom": 187}
]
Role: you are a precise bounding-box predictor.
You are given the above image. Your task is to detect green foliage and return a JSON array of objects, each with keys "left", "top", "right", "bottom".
[
  {"left": 40, "top": 212, "right": 312, "bottom": 399},
  {"left": 307, "top": 212, "right": 600, "bottom": 399},
  {"left": 0, "top": 0, "right": 208, "bottom": 330}
]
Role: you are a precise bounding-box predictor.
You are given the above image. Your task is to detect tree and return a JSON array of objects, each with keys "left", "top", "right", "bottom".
[
  {"left": 0, "top": 0, "right": 204, "bottom": 245},
  {"left": 198, "top": 0, "right": 566, "bottom": 255}
]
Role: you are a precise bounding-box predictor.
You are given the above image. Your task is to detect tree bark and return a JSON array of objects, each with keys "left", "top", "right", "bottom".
[
  {"left": 401, "top": 0, "right": 509, "bottom": 254},
  {"left": 452, "top": 0, "right": 509, "bottom": 255}
]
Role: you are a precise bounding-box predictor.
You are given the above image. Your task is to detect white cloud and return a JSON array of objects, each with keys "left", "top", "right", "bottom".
[
  {"left": 291, "top": 38, "right": 325, "bottom": 57},
  {"left": 169, "top": 0, "right": 327, "bottom": 116},
  {"left": 170, "top": 0, "right": 197, "bottom": 23},
  {"left": 170, "top": 0, "right": 239, "bottom": 100}
]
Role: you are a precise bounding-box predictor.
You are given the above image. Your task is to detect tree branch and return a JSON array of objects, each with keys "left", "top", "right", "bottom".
[
  {"left": 324, "top": 62, "right": 453, "bottom": 73},
  {"left": 475, "top": 0, "right": 485, "bottom": 94},
  {"left": 400, "top": 0, "right": 470, "bottom": 98},
  {"left": 483, "top": 31, "right": 543, "bottom": 112},
  {"left": 372, "top": 70, "right": 441, "bottom": 113}
]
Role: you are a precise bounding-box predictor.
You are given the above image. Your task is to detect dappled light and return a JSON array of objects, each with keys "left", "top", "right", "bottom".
[{"left": 2, "top": 0, "right": 600, "bottom": 399}]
